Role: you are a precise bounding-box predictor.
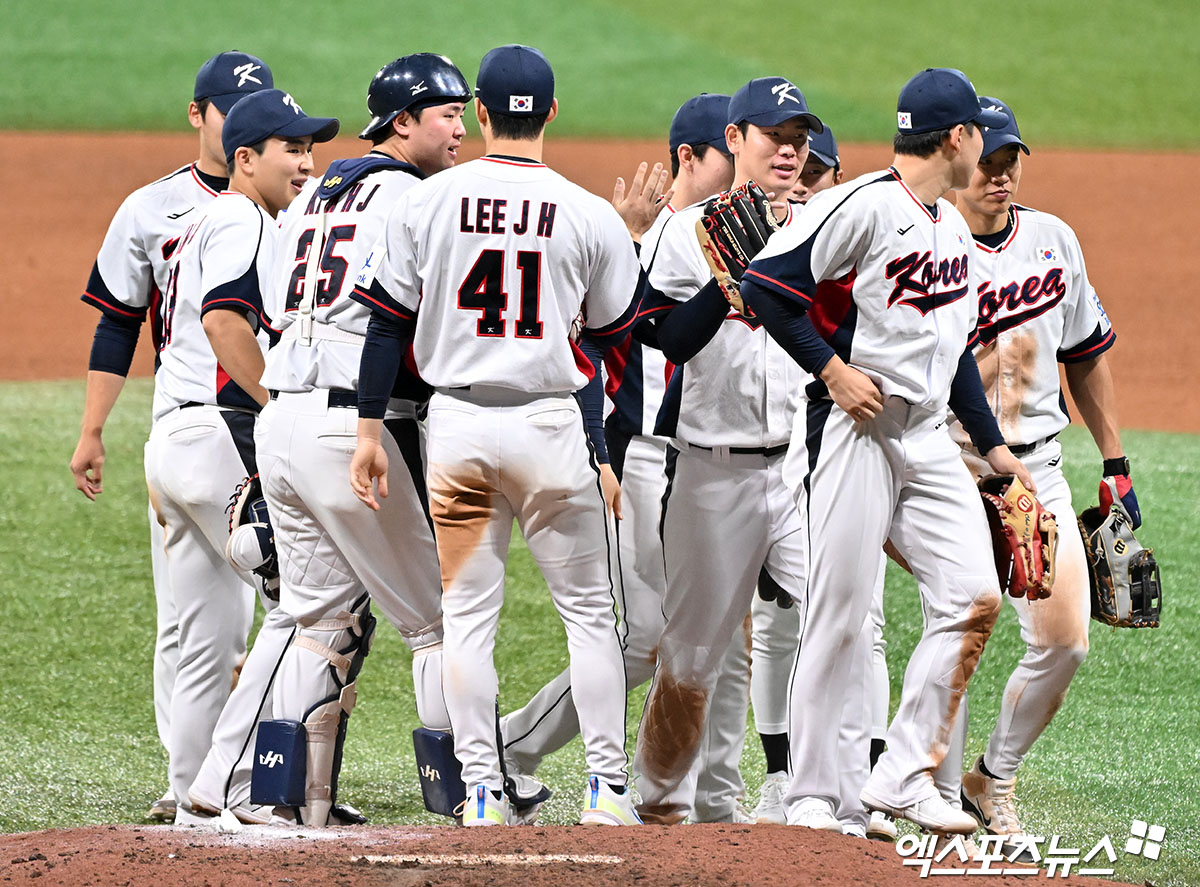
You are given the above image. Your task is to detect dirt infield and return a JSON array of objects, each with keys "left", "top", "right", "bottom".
[
  {"left": 0, "top": 822, "right": 1140, "bottom": 887},
  {"left": 1, "top": 131, "right": 1197, "bottom": 432}
]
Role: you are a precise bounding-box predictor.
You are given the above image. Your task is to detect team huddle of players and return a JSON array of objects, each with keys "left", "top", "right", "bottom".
[{"left": 72, "top": 44, "right": 1141, "bottom": 850}]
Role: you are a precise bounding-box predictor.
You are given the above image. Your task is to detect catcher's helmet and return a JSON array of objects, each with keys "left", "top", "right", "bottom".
[{"left": 359, "top": 53, "right": 472, "bottom": 139}]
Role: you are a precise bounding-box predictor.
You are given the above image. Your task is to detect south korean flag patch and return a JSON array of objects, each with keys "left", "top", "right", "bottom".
[
  {"left": 1037, "top": 246, "right": 1058, "bottom": 262},
  {"left": 898, "top": 111, "right": 912, "bottom": 130},
  {"left": 509, "top": 95, "right": 533, "bottom": 112}
]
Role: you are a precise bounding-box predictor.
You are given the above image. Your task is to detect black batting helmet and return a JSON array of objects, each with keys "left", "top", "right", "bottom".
[{"left": 358, "top": 53, "right": 472, "bottom": 139}]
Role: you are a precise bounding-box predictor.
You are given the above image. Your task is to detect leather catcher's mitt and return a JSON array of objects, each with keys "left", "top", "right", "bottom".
[
  {"left": 226, "top": 473, "right": 280, "bottom": 600},
  {"left": 979, "top": 474, "right": 1057, "bottom": 600},
  {"left": 1078, "top": 505, "right": 1162, "bottom": 628},
  {"left": 696, "top": 180, "right": 778, "bottom": 314}
]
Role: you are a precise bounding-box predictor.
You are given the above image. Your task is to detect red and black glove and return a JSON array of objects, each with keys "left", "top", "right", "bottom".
[{"left": 1099, "top": 457, "right": 1141, "bottom": 529}]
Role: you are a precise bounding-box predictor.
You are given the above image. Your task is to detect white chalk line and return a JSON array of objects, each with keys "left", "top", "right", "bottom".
[{"left": 353, "top": 853, "right": 624, "bottom": 866}]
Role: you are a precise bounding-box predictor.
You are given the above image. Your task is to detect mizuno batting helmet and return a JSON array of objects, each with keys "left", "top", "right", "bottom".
[{"left": 358, "top": 53, "right": 472, "bottom": 139}]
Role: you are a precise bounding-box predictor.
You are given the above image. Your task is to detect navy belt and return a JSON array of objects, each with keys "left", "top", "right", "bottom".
[
  {"left": 1008, "top": 434, "right": 1057, "bottom": 456},
  {"left": 269, "top": 389, "right": 358, "bottom": 408},
  {"left": 690, "top": 443, "right": 789, "bottom": 457}
]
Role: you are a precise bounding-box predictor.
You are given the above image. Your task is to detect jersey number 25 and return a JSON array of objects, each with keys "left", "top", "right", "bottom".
[{"left": 286, "top": 225, "right": 357, "bottom": 312}]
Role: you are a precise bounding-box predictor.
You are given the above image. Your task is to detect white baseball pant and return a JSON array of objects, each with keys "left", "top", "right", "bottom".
[
  {"left": 635, "top": 442, "right": 806, "bottom": 823},
  {"left": 783, "top": 396, "right": 1002, "bottom": 811},
  {"left": 428, "top": 387, "right": 628, "bottom": 791},
  {"left": 189, "top": 391, "right": 447, "bottom": 812},
  {"left": 144, "top": 404, "right": 258, "bottom": 808}
]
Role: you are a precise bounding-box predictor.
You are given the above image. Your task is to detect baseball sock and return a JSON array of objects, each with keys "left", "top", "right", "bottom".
[
  {"left": 870, "top": 738, "right": 886, "bottom": 770},
  {"left": 760, "top": 732, "right": 789, "bottom": 774},
  {"left": 978, "top": 757, "right": 1000, "bottom": 780}
]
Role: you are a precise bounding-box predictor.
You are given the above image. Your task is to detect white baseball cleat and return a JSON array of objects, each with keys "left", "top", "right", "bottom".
[
  {"left": 961, "top": 757, "right": 1034, "bottom": 861},
  {"left": 147, "top": 792, "right": 176, "bottom": 823},
  {"left": 789, "top": 797, "right": 842, "bottom": 832},
  {"left": 842, "top": 821, "right": 868, "bottom": 839},
  {"left": 506, "top": 771, "right": 552, "bottom": 826},
  {"left": 867, "top": 809, "right": 899, "bottom": 841},
  {"left": 580, "top": 776, "right": 642, "bottom": 825},
  {"left": 461, "top": 784, "right": 512, "bottom": 827},
  {"left": 752, "top": 772, "right": 788, "bottom": 825},
  {"left": 860, "top": 786, "right": 979, "bottom": 834}
]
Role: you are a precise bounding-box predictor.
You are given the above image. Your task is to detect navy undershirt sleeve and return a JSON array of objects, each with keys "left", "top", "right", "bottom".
[
  {"left": 575, "top": 334, "right": 610, "bottom": 463},
  {"left": 741, "top": 279, "right": 836, "bottom": 375},
  {"left": 88, "top": 312, "right": 142, "bottom": 376},
  {"left": 949, "top": 346, "right": 1005, "bottom": 455},
  {"left": 654, "top": 279, "right": 730, "bottom": 364},
  {"left": 358, "top": 311, "right": 413, "bottom": 419}
]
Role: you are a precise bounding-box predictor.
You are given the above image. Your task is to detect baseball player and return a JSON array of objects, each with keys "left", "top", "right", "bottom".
[
  {"left": 944, "top": 98, "right": 1137, "bottom": 855},
  {"left": 350, "top": 44, "right": 641, "bottom": 826},
  {"left": 629, "top": 77, "right": 822, "bottom": 826},
  {"left": 68, "top": 51, "right": 273, "bottom": 821},
  {"left": 186, "top": 55, "right": 471, "bottom": 827},
  {"left": 499, "top": 93, "right": 755, "bottom": 823},
  {"left": 786, "top": 125, "right": 844, "bottom": 203},
  {"left": 145, "top": 87, "right": 338, "bottom": 821},
  {"left": 748, "top": 123, "right": 892, "bottom": 836},
  {"left": 740, "top": 68, "right": 1035, "bottom": 833}
]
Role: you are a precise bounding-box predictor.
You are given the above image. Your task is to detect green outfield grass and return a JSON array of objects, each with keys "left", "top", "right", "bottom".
[
  {"left": 1, "top": 377, "right": 1196, "bottom": 884},
  {"left": 3, "top": 0, "right": 1198, "bottom": 147}
]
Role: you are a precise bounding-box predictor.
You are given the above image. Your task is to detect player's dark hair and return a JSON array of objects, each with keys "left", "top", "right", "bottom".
[
  {"left": 487, "top": 109, "right": 550, "bottom": 141},
  {"left": 894, "top": 121, "right": 977, "bottom": 157},
  {"left": 368, "top": 106, "right": 430, "bottom": 146},
  {"left": 226, "top": 140, "right": 267, "bottom": 176},
  {"left": 670, "top": 142, "right": 716, "bottom": 178},
  {"left": 195, "top": 98, "right": 212, "bottom": 119}
]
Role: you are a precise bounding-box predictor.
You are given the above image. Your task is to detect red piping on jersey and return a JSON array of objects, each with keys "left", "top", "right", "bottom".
[
  {"left": 889, "top": 168, "right": 940, "bottom": 222},
  {"left": 1062, "top": 328, "right": 1115, "bottom": 360},
  {"left": 570, "top": 340, "right": 596, "bottom": 382},
  {"left": 190, "top": 164, "right": 220, "bottom": 197},
  {"left": 352, "top": 286, "right": 415, "bottom": 320},
  {"left": 743, "top": 269, "right": 814, "bottom": 305},
  {"left": 82, "top": 291, "right": 143, "bottom": 318},
  {"left": 481, "top": 157, "right": 547, "bottom": 168},
  {"left": 215, "top": 362, "right": 231, "bottom": 394},
  {"left": 204, "top": 296, "right": 261, "bottom": 316},
  {"left": 973, "top": 209, "right": 1021, "bottom": 253}
]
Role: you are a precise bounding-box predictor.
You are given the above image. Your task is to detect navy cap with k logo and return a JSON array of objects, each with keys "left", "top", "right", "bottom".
[
  {"left": 194, "top": 51, "right": 274, "bottom": 114},
  {"left": 896, "top": 68, "right": 1008, "bottom": 134},
  {"left": 728, "top": 77, "right": 823, "bottom": 132},
  {"left": 222, "top": 89, "right": 340, "bottom": 163}
]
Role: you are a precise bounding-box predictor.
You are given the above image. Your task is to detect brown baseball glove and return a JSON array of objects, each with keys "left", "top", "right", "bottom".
[
  {"left": 695, "top": 180, "right": 778, "bottom": 314},
  {"left": 979, "top": 474, "right": 1058, "bottom": 600}
]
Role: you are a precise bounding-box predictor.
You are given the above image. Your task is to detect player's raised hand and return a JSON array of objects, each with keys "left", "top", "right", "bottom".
[
  {"left": 820, "top": 358, "right": 884, "bottom": 421},
  {"left": 350, "top": 431, "right": 389, "bottom": 511},
  {"left": 70, "top": 431, "right": 105, "bottom": 500},
  {"left": 599, "top": 462, "right": 623, "bottom": 521},
  {"left": 612, "top": 161, "right": 672, "bottom": 241},
  {"left": 984, "top": 445, "right": 1037, "bottom": 494}
]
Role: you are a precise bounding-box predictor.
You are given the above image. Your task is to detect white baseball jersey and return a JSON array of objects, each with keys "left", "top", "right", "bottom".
[
  {"left": 747, "top": 168, "right": 979, "bottom": 413},
  {"left": 352, "top": 156, "right": 640, "bottom": 391},
  {"left": 648, "top": 200, "right": 803, "bottom": 448},
  {"left": 960, "top": 204, "right": 1115, "bottom": 445},
  {"left": 261, "top": 155, "right": 428, "bottom": 397},
  {"left": 83, "top": 164, "right": 227, "bottom": 350},
  {"left": 152, "top": 191, "right": 278, "bottom": 420},
  {"left": 605, "top": 204, "right": 674, "bottom": 436}
]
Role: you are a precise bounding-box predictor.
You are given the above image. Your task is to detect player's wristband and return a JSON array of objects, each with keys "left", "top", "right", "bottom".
[{"left": 1103, "top": 456, "right": 1131, "bottom": 477}]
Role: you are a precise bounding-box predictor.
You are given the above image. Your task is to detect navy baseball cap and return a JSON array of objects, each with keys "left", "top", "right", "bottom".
[
  {"left": 807, "top": 125, "right": 840, "bottom": 168},
  {"left": 668, "top": 94, "right": 732, "bottom": 154},
  {"left": 728, "top": 77, "right": 823, "bottom": 133},
  {"left": 222, "top": 89, "right": 340, "bottom": 164},
  {"left": 194, "top": 51, "right": 273, "bottom": 114},
  {"left": 476, "top": 44, "right": 554, "bottom": 116},
  {"left": 978, "top": 97, "right": 1030, "bottom": 157},
  {"left": 896, "top": 68, "right": 1008, "bottom": 134}
]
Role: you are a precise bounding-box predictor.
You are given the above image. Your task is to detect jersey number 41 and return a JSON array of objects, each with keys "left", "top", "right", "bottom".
[{"left": 458, "top": 248, "right": 543, "bottom": 339}]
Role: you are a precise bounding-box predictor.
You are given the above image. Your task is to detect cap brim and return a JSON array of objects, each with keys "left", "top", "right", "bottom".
[
  {"left": 807, "top": 148, "right": 838, "bottom": 168},
  {"left": 975, "top": 106, "right": 1009, "bottom": 129},
  {"left": 741, "top": 110, "right": 824, "bottom": 133},
  {"left": 277, "top": 117, "right": 341, "bottom": 143},
  {"left": 205, "top": 92, "right": 247, "bottom": 115},
  {"left": 982, "top": 133, "right": 1031, "bottom": 157}
]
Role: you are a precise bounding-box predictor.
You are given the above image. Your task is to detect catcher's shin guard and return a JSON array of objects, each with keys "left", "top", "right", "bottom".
[
  {"left": 292, "top": 594, "right": 377, "bottom": 825},
  {"left": 413, "top": 727, "right": 466, "bottom": 817}
]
